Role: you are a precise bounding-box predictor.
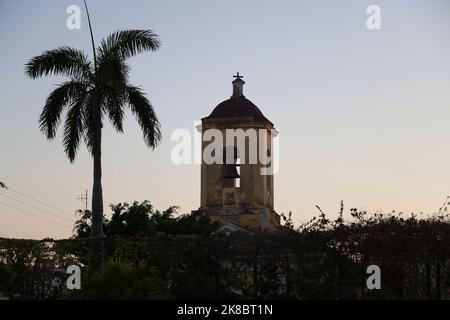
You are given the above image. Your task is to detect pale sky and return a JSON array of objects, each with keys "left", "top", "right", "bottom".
[{"left": 1, "top": 0, "right": 450, "bottom": 239}]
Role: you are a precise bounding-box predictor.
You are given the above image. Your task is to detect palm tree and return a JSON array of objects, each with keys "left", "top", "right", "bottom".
[{"left": 25, "top": 29, "right": 161, "bottom": 268}]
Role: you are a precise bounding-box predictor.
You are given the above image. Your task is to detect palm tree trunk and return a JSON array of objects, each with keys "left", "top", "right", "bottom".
[{"left": 90, "top": 125, "right": 104, "bottom": 271}]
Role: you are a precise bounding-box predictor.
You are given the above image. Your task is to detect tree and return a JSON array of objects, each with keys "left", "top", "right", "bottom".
[
  {"left": 68, "top": 259, "right": 169, "bottom": 300},
  {"left": 25, "top": 27, "right": 161, "bottom": 269},
  {"left": 72, "top": 200, "right": 218, "bottom": 239}
]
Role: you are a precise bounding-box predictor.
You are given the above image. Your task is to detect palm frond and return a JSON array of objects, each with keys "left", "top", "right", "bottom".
[
  {"left": 103, "top": 87, "right": 126, "bottom": 133},
  {"left": 25, "top": 46, "right": 92, "bottom": 80},
  {"left": 126, "top": 85, "right": 161, "bottom": 149},
  {"left": 83, "top": 90, "right": 102, "bottom": 155},
  {"left": 39, "top": 81, "right": 87, "bottom": 139},
  {"left": 98, "top": 30, "right": 160, "bottom": 60},
  {"left": 63, "top": 92, "right": 88, "bottom": 162},
  {"left": 97, "top": 52, "right": 130, "bottom": 84},
  {"left": 96, "top": 53, "right": 129, "bottom": 133},
  {"left": 27, "top": 29, "right": 162, "bottom": 163}
]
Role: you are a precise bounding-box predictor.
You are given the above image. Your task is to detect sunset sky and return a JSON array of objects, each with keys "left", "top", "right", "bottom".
[{"left": 1, "top": 0, "right": 450, "bottom": 239}]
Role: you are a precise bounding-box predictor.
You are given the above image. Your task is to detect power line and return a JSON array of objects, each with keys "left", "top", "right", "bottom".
[
  {"left": 0, "top": 192, "right": 74, "bottom": 223},
  {"left": 0, "top": 200, "right": 72, "bottom": 229},
  {"left": 5, "top": 186, "right": 75, "bottom": 217}
]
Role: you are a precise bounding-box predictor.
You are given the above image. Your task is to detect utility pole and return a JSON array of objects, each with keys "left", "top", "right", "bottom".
[{"left": 77, "top": 190, "right": 88, "bottom": 211}]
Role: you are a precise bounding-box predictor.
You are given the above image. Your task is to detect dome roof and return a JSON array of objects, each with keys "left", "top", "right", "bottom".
[{"left": 205, "top": 96, "right": 272, "bottom": 124}]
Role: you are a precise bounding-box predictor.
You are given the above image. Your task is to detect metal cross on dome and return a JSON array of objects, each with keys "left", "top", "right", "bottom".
[{"left": 233, "top": 72, "right": 243, "bottom": 80}]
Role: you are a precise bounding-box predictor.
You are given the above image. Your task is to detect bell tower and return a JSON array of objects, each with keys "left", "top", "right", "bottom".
[{"left": 193, "top": 74, "right": 280, "bottom": 233}]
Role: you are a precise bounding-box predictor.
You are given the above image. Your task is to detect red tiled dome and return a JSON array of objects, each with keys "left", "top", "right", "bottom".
[{"left": 205, "top": 96, "right": 272, "bottom": 124}]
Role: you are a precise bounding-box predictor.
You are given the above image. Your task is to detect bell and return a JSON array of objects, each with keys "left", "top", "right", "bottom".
[{"left": 223, "top": 164, "right": 240, "bottom": 179}]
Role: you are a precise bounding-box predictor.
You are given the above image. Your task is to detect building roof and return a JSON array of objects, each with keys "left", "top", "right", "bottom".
[
  {"left": 213, "top": 220, "right": 255, "bottom": 235},
  {"left": 204, "top": 96, "right": 272, "bottom": 124}
]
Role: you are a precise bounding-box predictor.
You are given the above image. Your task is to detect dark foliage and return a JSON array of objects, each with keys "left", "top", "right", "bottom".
[
  {"left": 1, "top": 206, "right": 450, "bottom": 300},
  {"left": 72, "top": 201, "right": 218, "bottom": 238}
]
